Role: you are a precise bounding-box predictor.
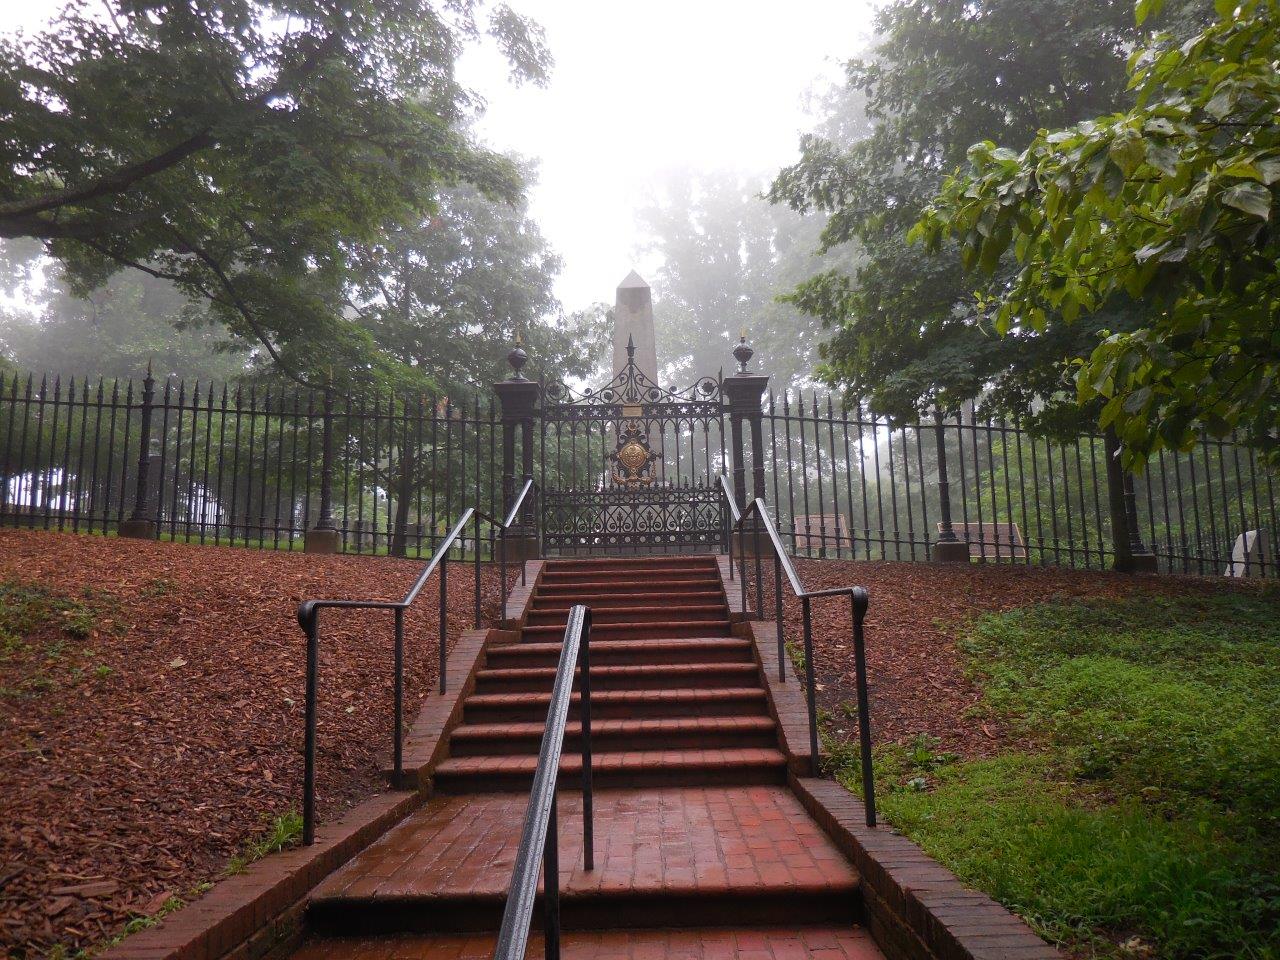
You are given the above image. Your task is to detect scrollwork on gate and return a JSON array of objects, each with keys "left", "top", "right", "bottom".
[{"left": 543, "top": 336, "right": 719, "bottom": 421}]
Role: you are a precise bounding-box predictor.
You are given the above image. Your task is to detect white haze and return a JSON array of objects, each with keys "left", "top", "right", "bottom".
[{"left": 0, "top": 0, "right": 877, "bottom": 311}]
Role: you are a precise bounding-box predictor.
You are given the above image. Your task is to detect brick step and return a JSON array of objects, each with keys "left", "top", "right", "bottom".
[
  {"left": 431, "top": 748, "right": 789, "bottom": 793},
  {"left": 462, "top": 687, "right": 771, "bottom": 723},
  {"left": 545, "top": 556, "right": 717, "bottom": 572},
  {"left": 541, "top": 568, "right": 722, "bottom": 585},
  {"left": 448, "top": 716, "right": 778, "bottom": 756},
  {"left": 536, "top": 579, "right": 723, "bottom": 596},
  {"left": 291, "top": 927, "right": 883, "bottom": 960},
  {"left": 307, "top": 883, "right": 856, "bottom": 934},
  {"left": 473, "top": 662, "right": 760, "bottom": 694},
  {"left": 531, "top": 590, "right": 725, "bottom": 610},
  {"left": 487, "top": 637, "right": 752, "bottom": 669},
  {"left": 521, "top": 620, "right": 733, "bottom": 642},
  {"left": 526, "top": 604, "right": 728, "bottom": 627}
]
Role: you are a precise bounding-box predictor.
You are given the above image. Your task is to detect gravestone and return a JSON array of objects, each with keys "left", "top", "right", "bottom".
[
  {"left": 1225, "top": 529, "right": 1270, "bottom": 577},
  {"left": 793, "top": 513, "right": 850, "bottom": 555},
  {"left": 942, "top": 521, "right": 1027, "bottom": 560}
]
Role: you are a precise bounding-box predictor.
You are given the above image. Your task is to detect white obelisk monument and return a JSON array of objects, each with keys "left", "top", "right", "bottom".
[{"left": 612, "top": 270, "right": 659, "bottom": 385}]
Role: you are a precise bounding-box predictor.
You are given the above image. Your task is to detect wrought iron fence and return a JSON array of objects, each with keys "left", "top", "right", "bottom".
[
  {"left": 2, "top": 369, "right": 1277, "bottom": 577},
  {"left": 763, "top": 391, "right": 1279, "bottom": 577},
  {"left": 0, "top": 371, "right": 505, "bottom": 557}
]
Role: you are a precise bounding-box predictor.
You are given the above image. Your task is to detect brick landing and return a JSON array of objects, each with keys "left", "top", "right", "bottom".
[
  {"left": 308, "top": 787, "right": 861, "bottom": 934},
  {"left": 316, "top": 787, "right": 854, "bottom": 899},
  {"left": 292, "top": 927, "right": 883, "bottom": 960}
]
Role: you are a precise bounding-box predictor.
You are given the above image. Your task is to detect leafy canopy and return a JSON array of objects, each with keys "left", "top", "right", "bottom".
[
  {"left": 637, "top": 169, "right": 843, "bottom": 387},
  {"left": 0, "top": 0, "right": 550, "bottom": 388},
  {"left": 770, "top": 0, "right": 1207, "bottom": 427},
  {"left": 346, "top": 170, "right": 607, "bottom": 397},
  {"left": 913, "top": 0, "right": 1280, "bottom": 466}
]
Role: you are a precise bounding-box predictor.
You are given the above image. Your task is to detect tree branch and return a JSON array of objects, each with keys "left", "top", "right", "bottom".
[
  {"left": 0, "top": 31, "right": 341, "bottom": 227},
  {"left": 167, "top": 227, "right": 315, "bottom": 390}
]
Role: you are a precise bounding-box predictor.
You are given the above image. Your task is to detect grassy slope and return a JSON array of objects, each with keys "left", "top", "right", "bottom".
[{"left": 829, "top": 591, "right": 1280, "bottom": 959}]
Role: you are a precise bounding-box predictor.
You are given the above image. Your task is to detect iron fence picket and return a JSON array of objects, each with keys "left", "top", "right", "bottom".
[{"left": 1, "top": 374, "right": 1277, "bottom": 576}]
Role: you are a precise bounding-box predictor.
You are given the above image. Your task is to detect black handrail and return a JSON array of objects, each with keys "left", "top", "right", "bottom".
[
  {"left": 492, "top": 605, "right": 594, "bottom": 960},
  {"left": 718, "top": 475, "right": 876, "bottom": 826},
  {"left": 500, "top": 478, "right": 539, "bottom": 622},
  {"left": 295, "top": 480, "right": 541, "bottom": 846}
]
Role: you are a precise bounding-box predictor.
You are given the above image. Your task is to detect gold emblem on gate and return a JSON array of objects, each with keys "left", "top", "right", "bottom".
[
  {"left": 618, "top": 440, "right": 648, "bottom": 475},
  {"left": 610, "top": 421, "right": 657, "bottom": 487}
]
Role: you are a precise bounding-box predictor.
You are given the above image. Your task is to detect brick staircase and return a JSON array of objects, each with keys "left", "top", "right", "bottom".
[{"left": 293, "top": 555, "right": 882, "bottom": 960}]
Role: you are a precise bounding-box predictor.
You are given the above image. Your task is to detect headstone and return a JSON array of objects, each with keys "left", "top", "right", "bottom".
[
  {"left": 793, "top": 513, "right": 850, "bottom": 555},
  {"left": 944, "top": 521, "right": 1027, "bottom": 560},
  {"left": 1225, "top": 529, "right": 1270, "bottom": 577},
  {"left": 612, "top": 270, "right": 659, "bottom": 386}
]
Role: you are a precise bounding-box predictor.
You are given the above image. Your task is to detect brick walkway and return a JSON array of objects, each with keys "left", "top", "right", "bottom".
[
  {"left": 295, "top": 557, "right": 883, "bottom": 959},
  {"left": 293, "top": 927, "right": 882, "bottom": 960}
]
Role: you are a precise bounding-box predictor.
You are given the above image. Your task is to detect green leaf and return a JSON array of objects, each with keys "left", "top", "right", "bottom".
[
  {"left": 1109, "top": 129, "right": 1146, "bottom": 176},
  {"left": 1146, "top": 141, "right": 1180, "bottom": 177},
  {"left": 1256, "top": 157, "right": 1280, "bottom": 186},
  {"left": 1136, "top": 0, "right": 1164, "bottom": 26},
  {"left": 1220, "top": 161, "right": 1262, "bottom": 182},
  {"left": 1221, "top": 182, "right": 1273, "bottom": 220},
  {"left": 1123, "top": 387, "right": 1153, "bottom": 414}
]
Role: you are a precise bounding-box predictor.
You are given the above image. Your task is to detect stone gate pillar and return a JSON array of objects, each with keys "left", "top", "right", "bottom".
[
  {"left": 721, "top": 335, "right": 769, "bottom": 512},
  {"left": 494, "top": 339, "right": 540, "bottom": 561}
]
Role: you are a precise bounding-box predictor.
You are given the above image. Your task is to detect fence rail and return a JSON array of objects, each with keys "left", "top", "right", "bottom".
[
  {"left": 761, "top": 392, "right": 1279, "bottom": 577},
  {"left": 2, "top": 370, "right": 1276, "bottom": 578}
]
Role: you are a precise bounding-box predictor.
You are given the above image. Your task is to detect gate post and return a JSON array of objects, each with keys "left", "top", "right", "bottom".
[
  {"left": 494, "top": 339, "right": 540, "bottom": 561},
  {"left": 722, "top": 334, "right": 769, "bottom": 518},
  {"left": 304, "top": 387, "right": 340, "bottom": 554},
  {"left": 119, "top": 362, "right": 158, "bottom": 540},
  {"left": 932, "top": 409, "right": 970, "bottom": 563}
]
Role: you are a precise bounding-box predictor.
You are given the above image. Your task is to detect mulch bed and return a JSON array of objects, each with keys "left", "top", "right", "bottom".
[
  {"left": 2, "top": 533, "right": 1268, "bottom": 959},
  {"left": 0, "top": 529, "right": 511, "bottom": 959},
  {"left": 780, "top": 559, "right": 1261, "bottom": 759}
]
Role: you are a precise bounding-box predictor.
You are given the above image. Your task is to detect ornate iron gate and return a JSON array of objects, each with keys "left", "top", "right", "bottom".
[{"left": 539, "top": 339, "right": 727, "bottom": 555}]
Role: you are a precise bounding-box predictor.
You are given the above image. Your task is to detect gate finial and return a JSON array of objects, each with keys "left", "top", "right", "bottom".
[
  {"left": 733, "top": 331, "right": 754, "bottom": 375},
  {"left": 507, "top": 335, "right": 528, "bottom": 381}
]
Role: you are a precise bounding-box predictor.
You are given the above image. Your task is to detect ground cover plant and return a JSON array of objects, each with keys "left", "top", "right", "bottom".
[
  {"left": 0, "top": 529, "right": 512, "bottom": 959},
  {"left": 821, "top": 583, "right": 1280, "bottom": 958}
]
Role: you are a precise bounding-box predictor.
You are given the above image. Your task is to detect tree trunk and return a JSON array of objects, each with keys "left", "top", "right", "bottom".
[
  {"left": 389, "top": 447, "right": 416, "bottom": 558},
  {"left": 1104, "top": 427, "right": 1134, "bottom": 573}
]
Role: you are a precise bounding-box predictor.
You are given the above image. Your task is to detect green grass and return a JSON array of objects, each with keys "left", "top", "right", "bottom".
[
  {"left": 226, "top": 811, "right": 304, "bottom": 875},
  {"left": 0, "top": 581, "right": 97, "bottom": 653},
  {"left": 0, "top": 581, "right": 121, "bottom": 697},
  {"left": 827, "top": 591, "right": 1280, "bottom": 959},
  {"left": 61, "top": 813, "right": 300, "bottom": 958}
]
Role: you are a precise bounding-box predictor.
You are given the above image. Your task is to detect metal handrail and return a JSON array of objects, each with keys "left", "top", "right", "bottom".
[
  {"left": 499, "top": 478, "right": 538, "bottom": 621},
  {"left": 492, "top": 605, "right": 594, "bottom": 960},
  {"left": 295, "top": 480, "right": 541, "bottom": 846},
  {"left": 718, "top": 475, "right": 876, "bottom": 826}
]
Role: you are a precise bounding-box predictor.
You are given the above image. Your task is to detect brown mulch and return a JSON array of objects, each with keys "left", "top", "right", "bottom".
[
  {"left": 780, "top": 559, "right": 1262, "bottom": 759},
  {"left": 0, "top": 529, "right": 512, "bottom": 959}
]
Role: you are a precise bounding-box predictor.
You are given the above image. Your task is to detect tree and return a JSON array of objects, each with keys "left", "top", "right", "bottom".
[
  {"left": 340, "top": 171, "right": 608, "bottom": 554},
  {"left": 0, "top": 239, "right": 249, "bottom": 381},
  {"left": 768, "top": 0, "right": 1210, "bottom": 426},
  {"left": 347, "top": 168, "right": 603, "bottom": 397},
  {"left": 637, "top": 170, "right": 849, "bottom": 387},
  {"left": 913, "top": 0, "right": 1280, "bottom": 467},
  {"left": 0, "top": 0, "right": 550, "bottom": 387}
]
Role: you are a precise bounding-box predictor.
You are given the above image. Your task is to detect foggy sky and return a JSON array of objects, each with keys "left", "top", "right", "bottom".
[
  {"left": 0, "top": 0, "right": 877, "bottom": 311},
  {"left": 458, "top": 2, "right": 876, "bottom": 309}
]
